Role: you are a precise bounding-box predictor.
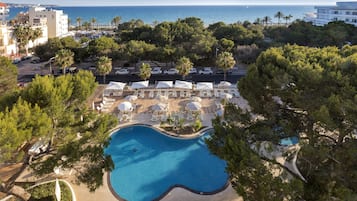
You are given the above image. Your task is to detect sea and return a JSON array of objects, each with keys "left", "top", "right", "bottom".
[{"left": 8, "top": 6, "right": 315, "bottom": 26}]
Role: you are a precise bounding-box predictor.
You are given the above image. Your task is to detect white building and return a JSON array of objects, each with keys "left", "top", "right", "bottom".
[
  {"left": 29, "top": 6, "right": 68, "bottom": 38},
  {"left": 0, "top": 2, "right": 9, "bottom": 24},
  {"left": 306, "top": 2, "right": 357, "bottom": 27},
  {"left": 0, "top": 25, "right": 17, "bottom": 56}
]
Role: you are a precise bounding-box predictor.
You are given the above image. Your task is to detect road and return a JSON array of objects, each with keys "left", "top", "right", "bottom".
[
  {"left": 18, "top": 73, "right": 245, "bottom": 84},
  {"left": 16, "top": 59, "right": 246, "bottom": 84}
]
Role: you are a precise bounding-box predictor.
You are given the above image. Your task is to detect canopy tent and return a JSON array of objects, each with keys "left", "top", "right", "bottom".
[
  {"left": 131, "top": 80, "right": 149, "bottom": 89},
  {"left": 174, "top": 80, "right": 192, "bottom": 89},
  {"left": 118, "top": 101, "right": 133, "bottom": 112},
  {"left": 103, "top": 81, "right": 126, "bottom": 96},
  {"left": 186, "top": 101, "right": 202, "bottom": 111},
  {"left": 195, "top": 82, "right": 213, "bottom": 90},
  {"left": 125, "top": 95, "right": 138, "bottom": 102},
  {"left": 156, "top": 81, "right": 173, "bottom": 88},
  {"left": 217, "top": 81, "right": 232, "bottom": 88}
]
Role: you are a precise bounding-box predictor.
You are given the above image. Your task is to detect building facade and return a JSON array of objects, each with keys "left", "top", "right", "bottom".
[
  {"left": 29, "top": 6, "right": 68, "bottom": 38},
  {"left": 0, "top": 2, "right": 8, "bottom": 24},
  {"left": 306, "top": 2, "right": 357, "bottom": 26}
]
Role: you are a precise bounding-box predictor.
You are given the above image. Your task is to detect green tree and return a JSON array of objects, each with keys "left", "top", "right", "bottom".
[
  {"left": 13, "top": 25, "right": 42, "bottom": 55},
  {"left": 175, "top": 56, "right": 193, "bottom": 80},
  {"left": 274, "top": 11, "right": 284, "bottom": 25},
  {"left": 0, "top": 57, "right": 17, "bottom": 95},
  {"left": 216, "top": 51, "right": 236, "bottom": 80},
  {"left": 283, "top": 14, "right": 293, "bottom": 25},
  {"left": 219, "top": 38, "right": 235, "bottom": 52},
  {"left": 96, "top": 56, "right": 112, "bottom": 84},
  {"left": 90, "top": 17, "right": 97, "bottom": 30},
  {"left": 89, "top": 36, "right": 119, "bottom": 57},
  {"left": 111, "top": 16, "right": 121, "bottom": 27},
  {"left": 236, "top": 44, "right": 357, "bottom": 200},
  {"left": 139, "top": 62, "right": 151, "bottom": 80},
  {"left": 76, "top": 17, "right": 82, "bottom": 29},
  {"left": 263, "top": 16, "right": 272, "bottom": 26},
  {"left": 55, "top": 49, "right": 74, "bottom": 74}
]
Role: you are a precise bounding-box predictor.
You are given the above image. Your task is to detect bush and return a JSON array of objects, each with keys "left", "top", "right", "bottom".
[{"left": 29, "top": 181, "right": 72, "bottom": 201}]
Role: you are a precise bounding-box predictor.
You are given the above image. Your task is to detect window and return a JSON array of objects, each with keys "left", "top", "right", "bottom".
[
  {"left": 353, "top": 12, "right": 357, "bottom": 15},
  {"left": 345, "top": 18, "right": 350, "bottom": 22},
  {"left": 333, "top": 11, "right": 339, "bottom": 14},
  {"left": 346, "top": 11, "right": 350, "bottom": 15},
  {"left": 352, "top": 19, "right": 357, "bottom": 23}
]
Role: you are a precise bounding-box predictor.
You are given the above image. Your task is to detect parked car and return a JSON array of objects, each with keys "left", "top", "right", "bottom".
[
  {"left": 163, "top": 68, "right": 179, "bottom": 75},
  {"left": 216, "top": 69, "right": 232, "bottom": 74},
  {"left": 189, "top": 67, "right": 197, "bottom": 74},
  {"left": 12, "top": 58, "right": 21, "bottom": 64},
  {"left": 199, "top": 67, "right": 213, "bottom": 75},
  {"left": 115, "top": 68, "right": 130, "bottom": 75},
  {"left": 30, "top": 57, "right": 41, "bottom": 63},
  {"left": 151, "top": 67, "right": 162, "bottom": 75}
]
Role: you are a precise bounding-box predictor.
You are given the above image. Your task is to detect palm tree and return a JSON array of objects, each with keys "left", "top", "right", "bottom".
[
  {"left": 111, "top": 16, "right": 121, "bottom": 27},
  {"left": 76, "top": 17, "right": 82, "bottom": 30},
  {"left": 175, "top": 57, "right": 193, "bottom": 80},
  {"left": 30, "top": 28, "right": 42, "bottom": 47},
  {"left": 254, "top": 18, "right": 262, "bottom": 25},
  {"left": 274, "top": 11, "right": 284, "bottom": 25},
  {"left": 82, "top": 21, "right": 91, "bottom": 31},
  {"left": 139, "top": 63, "right": 152, "bottom": 80},
  {"left": 283, "top": 14, "right": 293, "bottom": 25},
  {"left": 55, "top": 49, "right": 74, "bottom": 75},
  {"left": 262, "top": 16, "right": 272, "bottom": 26},
  {"left": 216, "top": 52, "right": 236, "bottom": 81},
  {"left": 96, "top": 56, "right": 112, "bottom": 84},
  {"left": 13, "top": 25, "right": 31, "bottom": 56},
  {"left": 90, "top": 18, "right": 97, "bottom": 30}
]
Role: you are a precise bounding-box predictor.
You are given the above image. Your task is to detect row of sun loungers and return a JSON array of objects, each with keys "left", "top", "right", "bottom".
[
  {"left": 96, "top": 97, "right": 116, "bottom": 112},
  {"left": 131, "top": 89, "right": 240, "bottom": 99}
]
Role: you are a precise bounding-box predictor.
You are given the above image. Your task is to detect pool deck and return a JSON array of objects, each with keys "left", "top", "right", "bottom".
[{"left": 13, "top": 86, "right": 250, "bottom": 201}]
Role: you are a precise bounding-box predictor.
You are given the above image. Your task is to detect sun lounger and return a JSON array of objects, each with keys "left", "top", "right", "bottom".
[{"left": 149, "top": 91, "right": 154, "bottom": 98}]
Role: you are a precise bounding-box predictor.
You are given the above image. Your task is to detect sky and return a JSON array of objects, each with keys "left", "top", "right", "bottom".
[{"left": 4, "top": 0, "right": 349, "bottom": 6}]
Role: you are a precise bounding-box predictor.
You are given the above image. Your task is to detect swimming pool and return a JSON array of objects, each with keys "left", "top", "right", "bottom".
[
  {"left": 104, "top": 125, "right": 228, "bottom": 201},
  {"left": 280, "top": 136, "right": 299, "bottom": 146}
]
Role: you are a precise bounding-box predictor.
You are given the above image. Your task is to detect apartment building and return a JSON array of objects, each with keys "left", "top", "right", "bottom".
[
  {"left": 29, "top": 6, "right": 68, "bottom": 38},
  {"left": 306, "top": 2, "right": 357, "bottom": 27},
  {"left": 0, "top": 2, "right": 8, "bottom": 24}
]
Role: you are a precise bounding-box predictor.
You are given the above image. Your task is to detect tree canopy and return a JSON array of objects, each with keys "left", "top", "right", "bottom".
[{"left": 208, "top": 44, "right": 357, "bottom": 200}]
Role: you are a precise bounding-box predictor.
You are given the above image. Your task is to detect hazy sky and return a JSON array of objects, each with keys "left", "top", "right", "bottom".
[{"left": 5, "top": 0, "right": 347, "bottom": 6}]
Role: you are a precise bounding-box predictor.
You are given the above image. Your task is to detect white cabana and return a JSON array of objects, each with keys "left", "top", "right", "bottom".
[
  {"left": 103, "top": 81, "right": 126, "bottom": 96},
  {"left": 131, "top": 80, "right": 149, "bottom": 89},
  {"left": 118, "top": 101, "right": 133, "bottom": 112},
  {"left": 220, "top": 93, "right": 233, "bottom": 100},
  {"left": 174, "top": 80, "right": 192, "bottom": 89},
  {"left": 186, "top": 101, "right": 201, "bottom": 111},
  {"left": 195, "top": 82, "right": 214, "bottom": 97},
  {"left": 218, "top": 81, "right": 232, "bottom": 88},
  {"left": 125, "top": 95, "right": 138, "bottom": 102},
  {"left": 156, "top": 81, "right": 173, "bottom": 88},
  {"left": 195, "top": 82, "right": 214, "bottom": 90}
]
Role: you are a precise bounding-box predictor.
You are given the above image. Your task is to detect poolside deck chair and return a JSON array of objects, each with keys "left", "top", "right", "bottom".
[{"left": 149, "top": 91, "right": 154, "bottom": 98}]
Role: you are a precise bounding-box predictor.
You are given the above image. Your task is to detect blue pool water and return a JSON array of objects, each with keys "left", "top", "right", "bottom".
[
  {"left": 280, "top": 136, "right": 299, "bottom": 146},
  {"left": 104, "top": 125, "right": 228, "bottom": 201}
]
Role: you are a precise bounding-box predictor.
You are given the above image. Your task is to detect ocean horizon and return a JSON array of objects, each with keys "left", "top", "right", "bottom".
[{"left": 9, "top": 5, "right": 315, "bottom": 26}]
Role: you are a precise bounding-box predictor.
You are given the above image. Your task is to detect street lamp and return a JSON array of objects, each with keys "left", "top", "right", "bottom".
[
  {"left": 215, "top": 48, "right": 219, "bottom": 57},
  {"left": 49, "top": 57, "right": 55, "bottom": 75}
]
